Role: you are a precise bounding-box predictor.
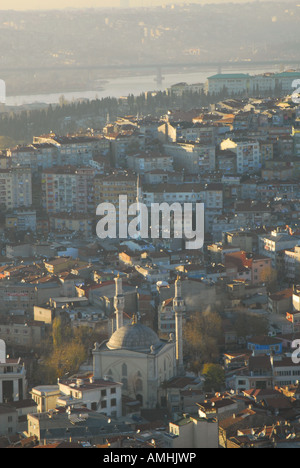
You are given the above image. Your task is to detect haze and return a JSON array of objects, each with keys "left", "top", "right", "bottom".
[{"left": 0, "top": 0, "right": 266, "bottom": 10}]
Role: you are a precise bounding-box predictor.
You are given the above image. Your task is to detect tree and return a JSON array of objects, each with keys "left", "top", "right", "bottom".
[
  {"left": 184, "top": 308, "right": 223, "bottom": 370},
  {"left": 52, "top": 316, "right": 72, "bottom": 349},
  {"left": 202, "top": 363, "right": 225, "bottom": 392}
]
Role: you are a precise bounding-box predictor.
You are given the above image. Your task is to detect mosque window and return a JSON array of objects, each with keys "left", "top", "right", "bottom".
[{"left": 122, "top": 363, "right": 127, "bottom": 376}]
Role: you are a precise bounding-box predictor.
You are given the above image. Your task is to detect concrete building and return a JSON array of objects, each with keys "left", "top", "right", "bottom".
[
  {"left": 31, "top": 376, "right": 123, "bottom": 419},
  {"left": 57, "top": 376, "right": 123, "bottom": 418},
  {"left": 126, "top": 152, "right": 174, "bottom": 174},
  {"left": 93, "top": 171, "right": 137, "bottom": 221},
  {"left": 166, "top": 412, "right": 218, "bottom": 449},
  {"left": 206, "top": 73, "right": 252, "bottom": 96},
  {"left": 26, "top": 408, "right": 132, "bottom": 445},
  {"left": 284, "top": 246, "right": 300, "bottom": 283},
  {"left": 0, "top": 405, "right": 18, "bottom": 436},
  {"left": 0, "top": 168, "right": 32, "bottom": 209},
  {"left": 42, "top": 166, "right": 95, "bottom": 214},
  {"left": 33, "top": 134, "right": 101, "bottom": 167},
  {"left": 5, "top": 210, "right": 37, "bottom": 233},
  {"left": 259, "top": 230, "right": 300, "bottom": 268},
  {"left": 220, "top": 138, "right": 261, "bottom": 174},
  {"left": 163, "top": 142, "right": 216, "bottom": 174},
  {"left": 206, "top": 71, "right": 300, "bottom": 97},
  {"left": 49, "top": 212, "right": 94, "bottom": 239},
  {"left": 0, "top": 340, "right": 27, "bottom": 404},
  {"left": 0, "top": 318, "right": 45, "bottom": 348}
]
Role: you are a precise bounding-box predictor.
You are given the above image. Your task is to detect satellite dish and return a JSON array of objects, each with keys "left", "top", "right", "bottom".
[{"left": 0, "top": 340, "right": 6, "bottom": 364}]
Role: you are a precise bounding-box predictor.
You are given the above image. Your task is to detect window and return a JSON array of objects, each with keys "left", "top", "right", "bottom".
[
  {"left": 101, "top": 401, "right": 107, "bottom": 409},
  {"left": 111, "top": 398, "right": 117, "bottom": 407},
  {"left": 122, "top": 363, "right": 127, "bottom": 376}
]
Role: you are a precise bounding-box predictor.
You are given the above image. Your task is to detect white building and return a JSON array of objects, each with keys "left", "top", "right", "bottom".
[
  {"left": 57, "top": 376, "right": 123, "bottom": 418},
  {"left": 272, "top": 356, "right": 300, "bottom": 388},
  {"left": 0, "top": 340, "right": 27, "bottom": 404},
  {"left": 206, "top": 71, "right": 300, "bottom": 96},
  {"left": 165, "top": 412, "right": 218, "bottom": 449},
  {"left": 206, "top": 73, "right": 251, "bottom": 95},
  {"left": 31, "top": 376, "right": 123, "bottom": 419},
  {"left": 259, "top": 230, "right": 300, "bottom": 268}
]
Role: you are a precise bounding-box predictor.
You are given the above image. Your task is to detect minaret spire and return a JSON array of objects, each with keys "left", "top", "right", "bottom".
[
  {"left": 173, "top": 275, "right": 185, "bottom": 376},
  {"left": 114, "top": 274, "right": 124, "bottom": 330},
  {"left": 136, "top": 174, "right": 142, "bottom": 239}
]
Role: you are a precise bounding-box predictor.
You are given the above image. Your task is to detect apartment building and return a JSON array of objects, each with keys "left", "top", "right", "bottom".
[
  {"left": 158, "top": 121, "right": 215, "bottom": 145},
  {"left": 259, "top": 141, "right": 274, "bottom": 167},
  {"left": 220, "top": 138, "right": 261, "bottom": 174},
  {"left": 142, "top": 182, "right": 205, "bottom": 207},
  {"left": 126, "top": 151, "right": 174, "bottom": 174},
  {"left": 31, "top": 376, "right": 122, "bottom": 418},
  {"left": 0, "top": 319, "right": 45, "bottom": 349},
  {"left": 0, "top": 340, "right": 27, "bottom": 404},
  {"left": 7, "top": 143, "right": 58, "bottom": 172},
  {"left": 94, "top": 172, "right": 137, "bottom": 212},
  {"left": 33, "top": 134, "right": 102, "bottom": 165},
  {"left": 259, "top": 230, "right": 300, "bottom": 268},
  {"left": 224, "top": 251, "right": 273, "bottom": 285},
  {"left": 163, "top": 142, "right": 216, "bottom": 174},
  {"left": 49, "top": 212, "right": 94, "bottom": 239},
  {"left": 292, "top": 128, "right": 300, "bottom": 157},
  {"left": 142, "top": 182, "right": 223, "bottom": 233},
  {"left": 0, "top": 405, "right": 18, "bottom": 437},
  {"left": 166, "top": 412, "right": 218, "bottom": 449},
  {"left": 284, "top": 246, "right": 300, "bottom": 283},
  {"left": 42, "top": 166, "right": 95, "bottom": 214},
  {"left": 272, "top": 356, "right": 300, "bottom": 388},
  {"left": 5, "top": 210, "right": 37, "bottom": 233},
  {"left": 0, "top": 168, "right": 32, "bottom": 209},
  {"left": 0, "top": 282, "right": 37, "bottom": 313},
  {"left": 57, "top": 376, "right": 122, "bottom": 418}
]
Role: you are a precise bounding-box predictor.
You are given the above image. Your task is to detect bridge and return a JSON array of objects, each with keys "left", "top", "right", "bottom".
[{"left": 1, "top": 59, "right": 299, "bottom": 86}]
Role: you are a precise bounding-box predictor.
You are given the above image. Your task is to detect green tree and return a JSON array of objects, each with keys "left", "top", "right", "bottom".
[{"left": 202, "top": 363, "right": 225, "bottom": 392}]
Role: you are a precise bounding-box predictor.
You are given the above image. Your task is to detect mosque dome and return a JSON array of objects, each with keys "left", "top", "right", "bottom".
[{"left": 107, "top": 323, "right": 161, "bottom": 352}]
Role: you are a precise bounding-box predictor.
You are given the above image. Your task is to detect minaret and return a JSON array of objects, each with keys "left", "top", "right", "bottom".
[
  {"left": 136, "top": 174, "right": 142, "bottom": 239},
  {"left": 114, "top": 275, "right": 125, "bottom": 331},
  {"left": 173, "top": 276, "right": 185, "bottom": 376}
]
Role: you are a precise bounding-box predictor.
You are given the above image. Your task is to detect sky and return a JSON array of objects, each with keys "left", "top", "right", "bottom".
[{"left": 0, "top": 0, "right": 260, "bottom": 10}]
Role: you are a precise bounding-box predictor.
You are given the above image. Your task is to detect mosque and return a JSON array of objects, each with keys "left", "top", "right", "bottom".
[{"left": 92, "top": 275, "right": 185, "bottom": 409}]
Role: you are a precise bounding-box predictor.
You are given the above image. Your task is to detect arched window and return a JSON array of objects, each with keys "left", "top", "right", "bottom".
[
  {"left": 122, "top": 363, "right": 127, "bottom": 376},
  {"left": 121, "top": 378, "right": 128, "bottom": 390},
  {"left": 136, "top": 394, "right": 143, "bottom": 406},
  {"left": 136, "top": 377, "right": 143, "bottom": 392}
]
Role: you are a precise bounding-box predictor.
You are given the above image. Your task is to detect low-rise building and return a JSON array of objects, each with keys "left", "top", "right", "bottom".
[
  {"left": 0, "top": 340, "right": 27, "bottom": 404},
  {"left": 31, "top": 376, "right": 123, "bottom": 419},
  {"left": 166, "top": 412, "right": 218, "bottom": 449}
]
